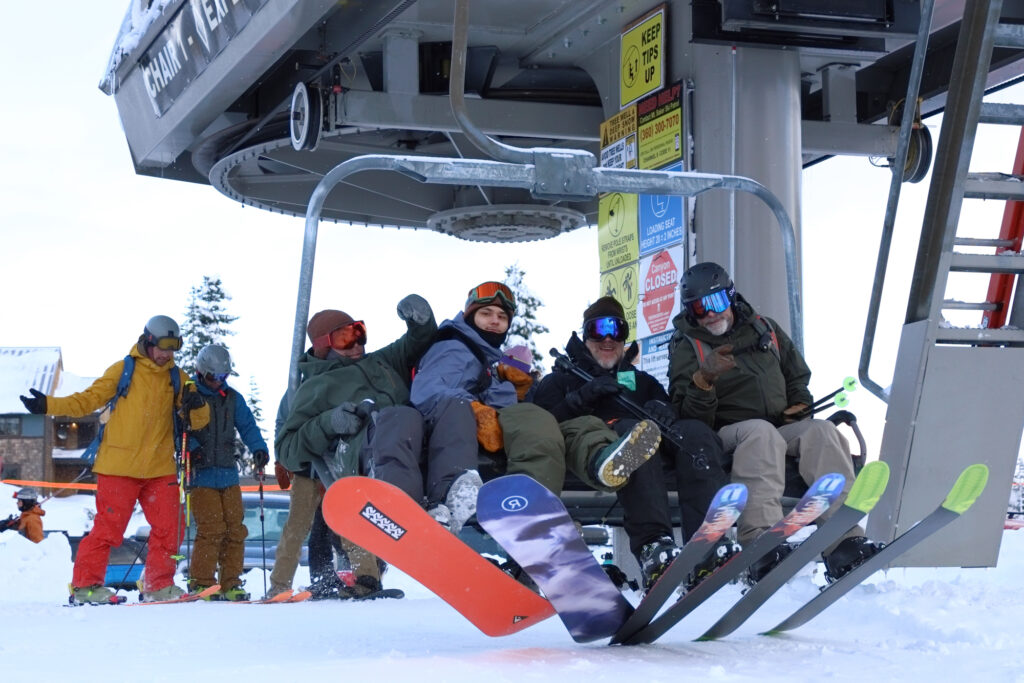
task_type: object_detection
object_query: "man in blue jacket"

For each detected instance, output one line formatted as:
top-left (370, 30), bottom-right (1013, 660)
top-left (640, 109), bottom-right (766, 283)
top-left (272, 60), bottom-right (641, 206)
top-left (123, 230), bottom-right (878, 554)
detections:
top-left (185, 344), bottom-right (268, 601)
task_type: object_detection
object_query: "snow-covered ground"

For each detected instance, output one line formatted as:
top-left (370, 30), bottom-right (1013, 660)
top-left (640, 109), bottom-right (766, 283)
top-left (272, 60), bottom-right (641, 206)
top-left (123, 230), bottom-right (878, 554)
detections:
top-left (2, 482), bottom-right (1020, 682)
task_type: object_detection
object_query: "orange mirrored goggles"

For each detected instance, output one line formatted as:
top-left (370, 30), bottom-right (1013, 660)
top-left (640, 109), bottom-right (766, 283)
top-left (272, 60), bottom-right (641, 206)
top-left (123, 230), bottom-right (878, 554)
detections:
top-left (313, 320), bottom-right (367, 351)
top-left (466, 281), bottom-right (516, 313)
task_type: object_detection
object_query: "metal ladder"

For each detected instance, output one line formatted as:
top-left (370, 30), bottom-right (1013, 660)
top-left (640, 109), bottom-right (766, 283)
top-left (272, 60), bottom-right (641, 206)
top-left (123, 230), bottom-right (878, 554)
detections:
top-left (909, 6), bottom-right (1024, 346)
top-left (865, 0), bottom-right (1024, 568)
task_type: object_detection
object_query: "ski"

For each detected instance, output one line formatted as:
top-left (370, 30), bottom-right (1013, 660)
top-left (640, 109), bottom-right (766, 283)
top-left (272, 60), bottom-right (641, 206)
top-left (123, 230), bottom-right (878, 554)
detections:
top-left (610, 482), bottom-right (748, 644)
top-left (477, 474), bottom-right (634, 643)
top-left (698, 461), bottom-right (890, 640)
top-left (127, 584), bottom-right (221, 606)
top-left (763, 463), bottom-right (989, 635)
top-left (221, 589), bottom-right (294, 604)
top-left (287, 590), bottom-right (312, 603)
top-left (626, 472), bottom-right (847, 644)
top-left (321, 476), bottom-right (554, 637)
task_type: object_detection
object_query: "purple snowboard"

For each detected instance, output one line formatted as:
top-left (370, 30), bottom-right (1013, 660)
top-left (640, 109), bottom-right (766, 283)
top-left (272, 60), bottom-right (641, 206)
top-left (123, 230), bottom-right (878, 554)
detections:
top-left (477, 474), bottom-right (633, 642)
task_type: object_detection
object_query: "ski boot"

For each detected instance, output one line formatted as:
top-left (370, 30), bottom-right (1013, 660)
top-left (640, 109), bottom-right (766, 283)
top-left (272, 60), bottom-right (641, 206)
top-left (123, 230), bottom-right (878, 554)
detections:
top-left (591, 420), bottom-right (662, 488)
top-left (685, 538), bottom-right (742, 592)
top-left (823, 536), bottom-right (883, 583)
top-left (746, 543), bottom-right (795, 585)
top-left (639, 535), bottom-right (681, 592)
top-left (219, 586), bottom-right (250, 602)
top-left (69, 584), bottom-right (123, 605)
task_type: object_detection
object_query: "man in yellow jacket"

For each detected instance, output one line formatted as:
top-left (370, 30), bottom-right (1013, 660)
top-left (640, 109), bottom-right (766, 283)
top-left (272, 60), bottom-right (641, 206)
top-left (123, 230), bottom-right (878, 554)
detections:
top-left (20, 315), bottom-right (209, 604)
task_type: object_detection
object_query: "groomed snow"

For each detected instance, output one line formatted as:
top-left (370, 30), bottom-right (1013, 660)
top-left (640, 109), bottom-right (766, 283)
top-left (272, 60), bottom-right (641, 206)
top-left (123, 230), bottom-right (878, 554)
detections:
top-left (2, 482), bottom-right (1019, 682)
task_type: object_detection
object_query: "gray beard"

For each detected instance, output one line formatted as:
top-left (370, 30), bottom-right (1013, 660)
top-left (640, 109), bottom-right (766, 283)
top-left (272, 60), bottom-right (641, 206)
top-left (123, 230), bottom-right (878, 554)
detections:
top-left (705, 319), bottom-right (730, 336)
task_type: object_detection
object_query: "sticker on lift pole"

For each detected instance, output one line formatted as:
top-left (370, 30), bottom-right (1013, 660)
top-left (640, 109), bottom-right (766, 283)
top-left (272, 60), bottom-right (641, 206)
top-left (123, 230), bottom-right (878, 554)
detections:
top-left (600, 105), bottom-right (638, 169)
top-left (599, 264), bottom-right (640, 344)
top-left (598, 192), bottom-right (639, 272)
top-left (620, 5), bottom-right (666, 109)
top-left (638, 246), bottom-right (683, 338)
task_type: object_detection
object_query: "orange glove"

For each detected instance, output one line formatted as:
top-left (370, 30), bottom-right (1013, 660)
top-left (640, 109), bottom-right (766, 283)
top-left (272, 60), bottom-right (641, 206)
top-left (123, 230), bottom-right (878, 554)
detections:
top-left (497, 364), bottom-right (533, 401)
top-left (274, 462), bottom-right (293, 490)
top-left (470, 401), bottom-right (504, 453)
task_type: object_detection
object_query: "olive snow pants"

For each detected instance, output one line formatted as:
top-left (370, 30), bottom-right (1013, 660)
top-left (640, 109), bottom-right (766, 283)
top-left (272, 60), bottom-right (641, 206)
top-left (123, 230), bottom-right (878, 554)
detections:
top-left (721, 418), bottom-right (860, 548)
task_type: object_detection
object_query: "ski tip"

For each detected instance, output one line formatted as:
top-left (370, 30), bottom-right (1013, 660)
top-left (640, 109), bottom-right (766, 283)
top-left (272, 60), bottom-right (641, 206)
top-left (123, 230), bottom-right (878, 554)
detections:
top-left (844, 461), bottom-right (890, 513)
top-left (942, 464), bottom-right (989, 514)
top-left (711, 482), bottom-right (747, 509)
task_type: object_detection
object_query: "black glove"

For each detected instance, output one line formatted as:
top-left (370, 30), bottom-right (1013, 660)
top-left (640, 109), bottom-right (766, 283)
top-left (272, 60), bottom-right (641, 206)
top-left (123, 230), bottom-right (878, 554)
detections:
top-left (252, 450), bottom-right (270, 470)
top-left (396, 294), bottom-right (432, 325)
top-left (330, 402), bottom-right (366, 436)
top-left (644, 399), bottom-right (678, 427)
top-left (565, 374), bottom-right (621, 414)
top-left (0, 515), bottom-right (18, 532)
top-left (182, 388), bottom-right (206, 410)
top-left (19, 388), bottom-right (46, 415)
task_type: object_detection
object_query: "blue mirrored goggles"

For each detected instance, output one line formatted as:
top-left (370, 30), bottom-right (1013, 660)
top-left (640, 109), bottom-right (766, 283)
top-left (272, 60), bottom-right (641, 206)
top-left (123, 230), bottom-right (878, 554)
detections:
top-left (583, 316), bottom-right (629, 342)
top-left (204, 372), bottom-right (229, 383)
top-left (685, 289), bottom-right (732, 318)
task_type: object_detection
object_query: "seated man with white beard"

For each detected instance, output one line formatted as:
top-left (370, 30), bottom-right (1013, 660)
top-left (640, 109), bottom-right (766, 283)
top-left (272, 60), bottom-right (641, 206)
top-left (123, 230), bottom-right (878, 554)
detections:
top-left (534, 296), bottom-right (730, 592)
top-left (666, 262), bottom-right (879, 584)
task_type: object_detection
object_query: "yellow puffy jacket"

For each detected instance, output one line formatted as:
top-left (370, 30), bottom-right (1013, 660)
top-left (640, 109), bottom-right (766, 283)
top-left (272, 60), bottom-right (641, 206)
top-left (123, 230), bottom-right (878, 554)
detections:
top-left (47, 344), bottom-right (209, 479)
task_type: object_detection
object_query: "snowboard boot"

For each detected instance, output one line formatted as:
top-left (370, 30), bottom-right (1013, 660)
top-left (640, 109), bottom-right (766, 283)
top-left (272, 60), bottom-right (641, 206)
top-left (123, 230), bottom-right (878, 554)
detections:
top-left (445, 470), bottom-right (483, 536)
top-left (309, 575), bottom-right (349, 601)
top-left (590, 420), bottom-right (662, 488)
top-left (746, 543), bottom-right (795, 585)
top-left (141, 583), bottom-right (186, 602)
top-left (685, 538), bottom-right (742, 592)
top-left (823, 536), bottom-right (883, 583)
top-left (349, 574), bottom-right (383, 598)
top-left (70, 584), bottom-right (117, 604)
top-left (427, 503), bottom-right (453, 532)
top-left (638, 535), bottom-right (681, 592)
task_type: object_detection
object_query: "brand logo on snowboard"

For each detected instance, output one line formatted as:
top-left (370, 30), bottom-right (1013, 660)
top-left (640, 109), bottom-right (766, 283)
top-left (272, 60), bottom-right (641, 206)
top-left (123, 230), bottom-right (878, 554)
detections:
top-left (360, 503), bottom-right (406, 540)
top-left (500, 495), bottom-right (529, 513)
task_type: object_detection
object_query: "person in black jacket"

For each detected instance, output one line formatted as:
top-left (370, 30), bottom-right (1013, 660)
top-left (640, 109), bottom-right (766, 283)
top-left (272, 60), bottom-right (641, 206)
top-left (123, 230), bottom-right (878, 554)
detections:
top-left (533, 296), bottom-right (731, 590)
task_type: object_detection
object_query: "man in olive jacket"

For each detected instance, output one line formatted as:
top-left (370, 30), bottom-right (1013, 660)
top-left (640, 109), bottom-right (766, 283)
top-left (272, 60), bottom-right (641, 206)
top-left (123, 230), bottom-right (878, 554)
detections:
top-left (667, 263), bottom-right (877, 583)
top-left (270, 294), bottom-right (436, 597)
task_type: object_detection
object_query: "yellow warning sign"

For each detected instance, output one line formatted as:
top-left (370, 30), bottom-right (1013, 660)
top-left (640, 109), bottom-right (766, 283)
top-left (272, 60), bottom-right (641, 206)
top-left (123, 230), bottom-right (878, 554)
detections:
top-left (620, 6), bottom-right (666, 109)
top-left (598, 192), bottom-right (639, 272)
top-left (600, 105), bottom-right (637, 169)
top-left (599, 264), bottom-right (640, 344)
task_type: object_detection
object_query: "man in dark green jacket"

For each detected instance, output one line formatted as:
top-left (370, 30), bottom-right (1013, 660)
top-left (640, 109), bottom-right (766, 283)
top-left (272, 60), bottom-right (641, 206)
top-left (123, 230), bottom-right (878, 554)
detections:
top-left (270, 294), bottom-right (436, 597)
top-left (667, 262), bottom-right (878, 584)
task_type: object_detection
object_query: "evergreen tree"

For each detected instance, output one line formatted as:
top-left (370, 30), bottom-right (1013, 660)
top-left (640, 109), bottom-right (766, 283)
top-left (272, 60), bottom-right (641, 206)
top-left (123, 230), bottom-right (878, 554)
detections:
top-left (179, 276), bottom-right (238, 373)
top-left (236, 375), bottom-right (268, 477)
top-left (504, 263), bottom-right (550, 372)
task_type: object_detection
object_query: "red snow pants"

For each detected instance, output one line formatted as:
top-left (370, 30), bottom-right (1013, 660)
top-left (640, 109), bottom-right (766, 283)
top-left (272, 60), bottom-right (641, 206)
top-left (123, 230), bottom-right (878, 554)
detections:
top-left (72, 474), bottom-right (181, 592)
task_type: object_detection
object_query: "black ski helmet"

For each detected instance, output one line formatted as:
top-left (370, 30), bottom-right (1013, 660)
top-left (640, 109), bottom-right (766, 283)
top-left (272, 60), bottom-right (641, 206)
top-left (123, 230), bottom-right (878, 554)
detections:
top-left (680, 262), bottom-right (735, 304)
top-left (195, 344), bottom-right (232, 376)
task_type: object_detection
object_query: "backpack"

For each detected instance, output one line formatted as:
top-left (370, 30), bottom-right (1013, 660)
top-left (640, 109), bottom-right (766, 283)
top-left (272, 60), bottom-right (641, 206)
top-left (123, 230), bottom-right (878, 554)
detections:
top-left (81, 356), bottom-right (182, 465)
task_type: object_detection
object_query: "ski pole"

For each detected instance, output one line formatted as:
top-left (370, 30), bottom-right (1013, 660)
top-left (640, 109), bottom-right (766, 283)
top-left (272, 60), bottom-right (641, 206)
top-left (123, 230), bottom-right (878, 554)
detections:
top-left (258, 467), bottom-right (267, 597)
top-left (549, 348), bottom-right (701, 466)
top-left (114, 535), bottom-right (149, 600)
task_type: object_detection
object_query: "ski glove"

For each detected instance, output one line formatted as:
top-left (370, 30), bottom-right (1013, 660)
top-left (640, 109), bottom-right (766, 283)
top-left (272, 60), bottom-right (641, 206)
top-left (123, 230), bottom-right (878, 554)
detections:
top-left (497, 363), bottom-right (533, 401)
top-left (252, 450), bottom-right (270, 470)
top-left (330, 402), bottom-right (366, 436)
top-left (565, 374), bottom-right (621, 415)
top-left (643, 399), bottom-right (678, 427)
top-left (19, 388), bottom-right (46, 415)
top-left (695, 344), bottom-right (736, 387)
top-left (0, 515), bottom-right (18, 532)
top-left (470, 401), bottom-right (504, 453)
top-left (274, 462), bottom-right (292, 490)
top-left (396, 294), bottom-right (433, 325)
top-left (181, 388), bottom-right (206, 410)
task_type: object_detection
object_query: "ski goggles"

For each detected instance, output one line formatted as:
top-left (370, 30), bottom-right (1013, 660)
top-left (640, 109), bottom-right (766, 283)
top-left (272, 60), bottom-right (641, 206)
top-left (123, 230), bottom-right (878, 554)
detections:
top-left (684, 289), bottom-right (732, 318)
top-left (583, 316), bottom-right (629, 342)
top-left (466, 281), bottom-right (516, 314)
top-left (313, 320), bottom-right (367, 351)
top-left (204, 372), bottom-right (230, 383)
top-left (153, 336), bottom-right (183, 351)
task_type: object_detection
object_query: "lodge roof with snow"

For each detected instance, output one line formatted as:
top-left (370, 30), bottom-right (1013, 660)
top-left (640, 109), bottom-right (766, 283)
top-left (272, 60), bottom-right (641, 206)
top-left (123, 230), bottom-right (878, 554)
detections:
top-left (0, 348), bottom-right (96, 415)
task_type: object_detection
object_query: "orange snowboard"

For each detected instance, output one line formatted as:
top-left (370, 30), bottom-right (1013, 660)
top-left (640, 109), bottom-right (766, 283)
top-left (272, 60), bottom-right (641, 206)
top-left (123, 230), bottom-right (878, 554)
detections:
top-left (322, 476), bottom-right (554, 636)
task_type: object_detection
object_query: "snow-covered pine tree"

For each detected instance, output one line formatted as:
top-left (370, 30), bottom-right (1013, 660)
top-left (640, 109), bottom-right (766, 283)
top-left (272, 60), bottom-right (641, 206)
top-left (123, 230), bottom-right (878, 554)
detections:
top-left (236, 375), bottom-right (268, 476)
top-left (504, 263), bottom-right (550, 373)
top-left (179, 276), bottom-right (239, 372)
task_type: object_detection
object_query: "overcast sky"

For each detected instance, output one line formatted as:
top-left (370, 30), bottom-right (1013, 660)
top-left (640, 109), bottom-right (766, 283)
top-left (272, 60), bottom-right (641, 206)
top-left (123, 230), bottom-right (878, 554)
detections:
top-left (2, 2), bottom-right (1020, 457)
